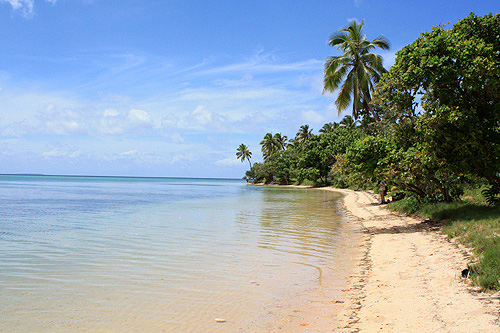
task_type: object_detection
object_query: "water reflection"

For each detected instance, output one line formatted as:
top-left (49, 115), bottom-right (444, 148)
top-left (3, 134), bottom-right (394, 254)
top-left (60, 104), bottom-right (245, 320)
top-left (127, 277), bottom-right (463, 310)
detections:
top-left (257, 188), bottom-right (342, 260)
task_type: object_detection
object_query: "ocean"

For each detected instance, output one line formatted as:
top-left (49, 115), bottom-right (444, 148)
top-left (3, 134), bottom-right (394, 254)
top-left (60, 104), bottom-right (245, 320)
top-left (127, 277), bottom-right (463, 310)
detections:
top-left (0, 175), bottom-right (348, 331)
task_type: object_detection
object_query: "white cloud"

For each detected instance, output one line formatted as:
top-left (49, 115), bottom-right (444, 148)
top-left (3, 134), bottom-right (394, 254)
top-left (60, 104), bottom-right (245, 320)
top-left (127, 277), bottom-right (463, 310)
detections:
top-left (127, 109), bottom-right (153, 128)
top-left (0, 0), bottom-right (56, 19)
top-left (216, 157), bottom-right (241, 166)
top-left (99, 109), bottom-right (125, 135)
top-left (199, 58), bottom-right (321, 76)
top-left (170, 153), bottom-right (194, 164)
top-left (161, 113), bottom-right (179, 129)
top-left (40, 109), bottom-right (88, 135)
top-left (103, 108), bottom-right (119, 117)
top-left (42, 147), bottom-right (80, 158)
top-left (119, 150), bottom-right (138, 157)
top-left (302, 109), bottom-right (325, 124)
top-left (186, 105), bottom-right (227, 132)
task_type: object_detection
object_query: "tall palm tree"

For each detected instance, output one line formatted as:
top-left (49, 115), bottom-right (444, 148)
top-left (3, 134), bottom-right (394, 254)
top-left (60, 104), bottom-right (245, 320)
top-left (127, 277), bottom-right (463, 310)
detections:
top-left (236, 143), bottom-right (252, 169)
top-left (260, 133), bottom-right (279, 162)
top-left (323, 20), bottom-right (389, 121)
top-left (295, 124), bottom-right (313, 148)
top-left (273, 133), bottom-right (288, 151)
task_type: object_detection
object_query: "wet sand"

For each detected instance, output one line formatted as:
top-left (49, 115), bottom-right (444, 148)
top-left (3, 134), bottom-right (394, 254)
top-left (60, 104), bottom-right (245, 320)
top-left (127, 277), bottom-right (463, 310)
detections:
top-left (271, 187), bottom-right (500, 331)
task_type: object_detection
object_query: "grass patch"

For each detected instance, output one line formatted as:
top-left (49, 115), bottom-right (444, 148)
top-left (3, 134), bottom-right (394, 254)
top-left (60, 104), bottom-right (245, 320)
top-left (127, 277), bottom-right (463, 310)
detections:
top-left (388, 188), bottom-right (500, 292)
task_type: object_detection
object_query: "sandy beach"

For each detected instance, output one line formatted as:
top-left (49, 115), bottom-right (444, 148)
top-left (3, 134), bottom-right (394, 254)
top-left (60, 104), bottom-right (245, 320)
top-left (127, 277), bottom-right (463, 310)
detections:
top-left (275, 187), bottom-right (500, 332)
top-left (331, 188), bottom-right (500, 332)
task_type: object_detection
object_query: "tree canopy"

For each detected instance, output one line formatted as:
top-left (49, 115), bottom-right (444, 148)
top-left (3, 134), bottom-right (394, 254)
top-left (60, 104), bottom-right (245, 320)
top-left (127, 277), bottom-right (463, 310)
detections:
top-left (323, 20), bottom-right (390, 121)
top-left (239, 13), bottom-right (500, 205)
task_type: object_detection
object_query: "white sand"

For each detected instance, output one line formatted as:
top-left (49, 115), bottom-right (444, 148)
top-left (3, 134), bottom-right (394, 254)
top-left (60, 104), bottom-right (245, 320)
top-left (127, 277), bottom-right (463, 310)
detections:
top-left (329, 188), bottom-right (500, 332)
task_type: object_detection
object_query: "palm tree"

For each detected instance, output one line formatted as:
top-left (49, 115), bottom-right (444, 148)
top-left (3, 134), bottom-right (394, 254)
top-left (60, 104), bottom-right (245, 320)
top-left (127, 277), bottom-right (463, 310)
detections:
top-left (323, 20), bottom-right (389, 121)
top-left (339, 115), bottom-right (356, 128)
top-left (295, 124), bottom-right (313, 148)
top-left (273, 133), bottom-right (288, 151)
top-left (260, 133), bottom-right (279, 162)
top-left (236, 144), bottom-right (252, 169)
top-left (319, 122), bottom-right (339, 134)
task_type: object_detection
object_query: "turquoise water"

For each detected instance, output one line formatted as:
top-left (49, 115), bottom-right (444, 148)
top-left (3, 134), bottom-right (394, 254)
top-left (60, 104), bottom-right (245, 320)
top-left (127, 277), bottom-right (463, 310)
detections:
top-left (0, 175), bottom-right (347, 331)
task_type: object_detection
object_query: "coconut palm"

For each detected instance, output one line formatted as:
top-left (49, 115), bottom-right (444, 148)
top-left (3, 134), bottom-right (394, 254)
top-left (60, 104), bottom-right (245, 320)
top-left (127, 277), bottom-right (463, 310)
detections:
top-left (260, 133), bottom-right (279, 162)
top-left (236, 143), bottom-right (252, 169)
top-left (273, 133), bottom-right (288, 151)
top-left (339, 115), bottom-right (356, 128)
top-left (323, 20), bottom-right (389, 121)
top-left (295, 124), bottom-right (313, 148)
top-left (319, 122), bottom-right (339, 134)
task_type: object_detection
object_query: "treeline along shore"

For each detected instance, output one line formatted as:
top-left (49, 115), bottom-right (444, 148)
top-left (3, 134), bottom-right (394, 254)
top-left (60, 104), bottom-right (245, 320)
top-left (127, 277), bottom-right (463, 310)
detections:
top-left (237, 12), bottom-right (500, 296)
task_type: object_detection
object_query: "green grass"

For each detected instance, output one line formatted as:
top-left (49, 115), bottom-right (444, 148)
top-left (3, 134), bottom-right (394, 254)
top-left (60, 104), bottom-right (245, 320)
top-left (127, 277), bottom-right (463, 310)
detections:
top-left (388, 188), bottom-right (500, 291)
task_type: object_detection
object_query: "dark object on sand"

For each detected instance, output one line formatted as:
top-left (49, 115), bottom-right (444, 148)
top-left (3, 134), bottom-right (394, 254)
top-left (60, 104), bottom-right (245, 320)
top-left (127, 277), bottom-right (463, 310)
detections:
top-left (461, 268), bottom-right (470, 278)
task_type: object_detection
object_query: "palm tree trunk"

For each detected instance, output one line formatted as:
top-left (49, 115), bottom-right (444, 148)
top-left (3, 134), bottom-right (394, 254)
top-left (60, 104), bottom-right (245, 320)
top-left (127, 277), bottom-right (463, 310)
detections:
top-left (362, 90), bottom-right (380, 122)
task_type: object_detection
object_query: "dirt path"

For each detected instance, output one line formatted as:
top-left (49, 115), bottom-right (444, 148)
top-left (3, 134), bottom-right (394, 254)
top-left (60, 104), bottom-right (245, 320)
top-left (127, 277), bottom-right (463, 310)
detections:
top-left (329, 188), bottom-right (500, 332)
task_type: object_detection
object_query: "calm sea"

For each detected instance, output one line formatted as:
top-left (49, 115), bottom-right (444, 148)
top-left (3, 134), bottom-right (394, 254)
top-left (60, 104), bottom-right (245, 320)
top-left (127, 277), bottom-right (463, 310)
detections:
top-left (0, 175), bottom-right (348, 331)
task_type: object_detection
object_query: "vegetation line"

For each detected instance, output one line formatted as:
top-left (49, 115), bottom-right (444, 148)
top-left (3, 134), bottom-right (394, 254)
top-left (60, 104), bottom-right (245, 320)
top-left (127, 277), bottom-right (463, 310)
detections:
top-left (236, 13), bottom-right (500, 291)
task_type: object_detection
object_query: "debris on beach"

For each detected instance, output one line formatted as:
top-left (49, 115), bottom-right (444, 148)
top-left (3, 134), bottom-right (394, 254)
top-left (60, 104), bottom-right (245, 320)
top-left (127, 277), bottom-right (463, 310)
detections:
top-left (215, 318), bottom-right (226, 323)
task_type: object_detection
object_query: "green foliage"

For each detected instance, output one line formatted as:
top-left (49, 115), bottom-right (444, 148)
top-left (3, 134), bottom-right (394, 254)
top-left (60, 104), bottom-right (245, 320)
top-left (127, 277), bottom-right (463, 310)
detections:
top-left (374, 13), bottom-right (500, 200)
top-left (267, 149), bottom-right (298, 185)
top-left (474, 246), bottom-right (500, 291)
top-left (236, 143), bottom-right (252, 171)
top-left (297, 127), bottom-right (365, 185)
top-left (482, 186), bottom-right (500, 206)
top-left (323, 19), bottom-right (389, 121)
top-left (240, 12), bottom-right (500, 291)
top-left (245, 162), bottom-right (273, 184)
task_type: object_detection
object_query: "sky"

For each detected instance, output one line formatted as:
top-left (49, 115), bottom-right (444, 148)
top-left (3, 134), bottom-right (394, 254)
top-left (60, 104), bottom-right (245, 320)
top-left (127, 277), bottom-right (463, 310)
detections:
top-left (0, 1), bottom-right (498, 178)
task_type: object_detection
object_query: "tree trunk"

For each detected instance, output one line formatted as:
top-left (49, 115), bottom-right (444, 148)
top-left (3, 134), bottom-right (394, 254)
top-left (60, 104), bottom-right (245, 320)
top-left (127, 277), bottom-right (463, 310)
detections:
top-left (364, 94), bottom-right (380, 122)
top-left (399, 182), bottom-right (427, 198)
top-left (431, 177), bottom-right (452, 203)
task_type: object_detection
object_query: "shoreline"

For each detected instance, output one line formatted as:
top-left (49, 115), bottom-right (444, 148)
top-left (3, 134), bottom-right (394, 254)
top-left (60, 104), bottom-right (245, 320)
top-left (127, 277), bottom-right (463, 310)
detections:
top-left (258, 184), bottom-right (500, 331)
top-left (326, 187), bottom-right (500, 331)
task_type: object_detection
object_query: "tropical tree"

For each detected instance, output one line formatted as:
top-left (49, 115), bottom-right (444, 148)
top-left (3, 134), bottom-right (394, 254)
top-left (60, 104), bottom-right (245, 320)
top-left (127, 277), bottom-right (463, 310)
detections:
top-left (260, 133), bottom-right (278, 162)
top-left (319, 122), bottom-right (339, 134)
top-left (295, 125), bottom-right (313, 148)
top-left (273, 133), bottom-right (288, 151)
top-left (236, 143), bottom-right (252, 169)
top-left (374, 12), bottom-right (500, 203)
top-left (339, 115), bottom-right (356, 128)
top-left (323, 20), bottom-right (389, 121)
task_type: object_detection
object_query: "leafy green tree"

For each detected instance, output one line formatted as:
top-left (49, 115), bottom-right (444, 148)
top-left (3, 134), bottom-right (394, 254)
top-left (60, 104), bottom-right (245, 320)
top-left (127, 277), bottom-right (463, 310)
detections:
top-left (298, 127), bottom-right (365, 185)
top-left (246, 162), bottom-right (273, 183)
top-left (236, 144), bottom-right (252, 169)
top-left (323, 20), bottom-right (389, 121)
top-left (374, 12), bottom-right (500, 202)
top-left (267, 149), bottom-right (298, 185)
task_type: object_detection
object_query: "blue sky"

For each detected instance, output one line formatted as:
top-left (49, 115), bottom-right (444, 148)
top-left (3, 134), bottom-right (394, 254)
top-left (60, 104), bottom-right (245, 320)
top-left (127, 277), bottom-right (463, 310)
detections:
top-left (0, 0), bottom-right (497, 178)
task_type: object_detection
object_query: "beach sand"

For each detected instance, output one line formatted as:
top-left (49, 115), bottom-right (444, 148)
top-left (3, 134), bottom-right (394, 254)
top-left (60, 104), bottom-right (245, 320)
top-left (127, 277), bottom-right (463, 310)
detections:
top-left (274, 187), bottom-right (500, 332)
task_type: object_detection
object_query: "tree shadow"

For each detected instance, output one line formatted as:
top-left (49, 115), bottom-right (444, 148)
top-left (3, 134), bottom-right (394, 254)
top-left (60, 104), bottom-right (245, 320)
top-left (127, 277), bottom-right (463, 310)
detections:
top-left (364, 218), bottom-right (446, 235)
top-left (429, 204), bottom-right (500, 222)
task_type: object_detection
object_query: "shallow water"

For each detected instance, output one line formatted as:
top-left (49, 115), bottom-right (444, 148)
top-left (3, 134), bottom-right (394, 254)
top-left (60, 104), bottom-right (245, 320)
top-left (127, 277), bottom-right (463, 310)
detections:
top-left (0, 175), bottom-right (346, 331)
